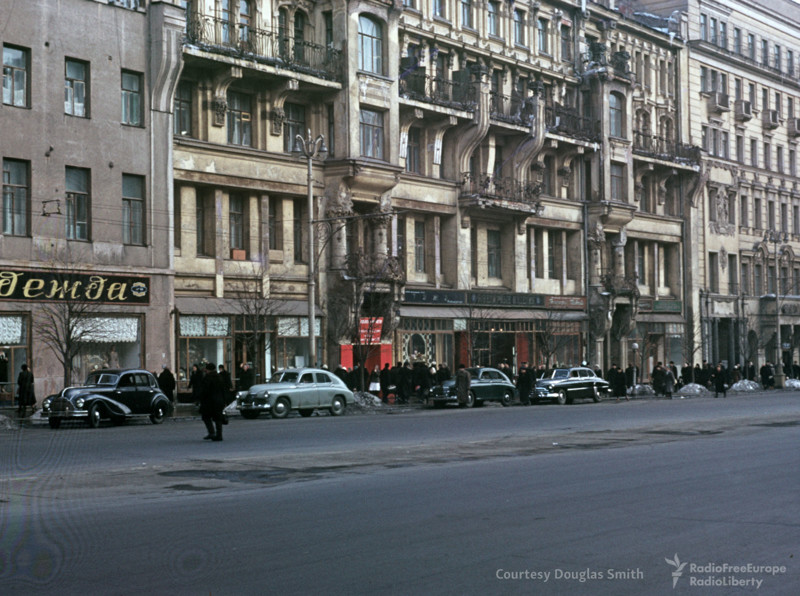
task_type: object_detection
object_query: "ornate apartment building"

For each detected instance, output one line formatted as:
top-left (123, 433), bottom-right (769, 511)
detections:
top-left (639, 0), bottom-right (800, 383)
top-left (22, 0), bottom-right (800, 398)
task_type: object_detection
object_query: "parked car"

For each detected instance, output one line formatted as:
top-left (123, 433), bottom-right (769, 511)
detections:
top-left (236, 367), bottom-right (354, 419)
top-left (533, 367), bottom-right (609, 404)
top-left (430, 367), bottom-right (516, 408)
top-left (42, 369), bottom-right (173, 429)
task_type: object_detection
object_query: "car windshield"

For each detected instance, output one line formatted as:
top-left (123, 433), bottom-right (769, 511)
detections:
top-left (270, 371), bottom-right (299, 383)
top-left (85, 372), bottom-right (119, 386)
top-left (542, 369), bottom-right (569, 379)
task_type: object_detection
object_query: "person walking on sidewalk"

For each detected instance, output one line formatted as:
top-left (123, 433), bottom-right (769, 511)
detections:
top-left (711, 363), bottom-right (729, 398)
top-left (17, 363), bottom-right (35, 417)
top-left (455, 364), bottom-right (471, 407)
top-left (199, 362), bottom-right (226, 441)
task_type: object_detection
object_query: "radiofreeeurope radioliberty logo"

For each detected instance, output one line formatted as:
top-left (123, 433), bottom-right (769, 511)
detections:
top-left (664, 553), bottom-right (787, 589)
top-left (665, 554), bottom-right (687, 588)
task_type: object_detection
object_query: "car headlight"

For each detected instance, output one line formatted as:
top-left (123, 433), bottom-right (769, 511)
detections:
top-left (75, 398), bottom-right (85, 409)
top-left (42, 398), bottom-right (52, 412)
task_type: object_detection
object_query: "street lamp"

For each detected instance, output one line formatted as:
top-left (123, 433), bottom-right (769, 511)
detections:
top-left (764, 230), bottom-right (788, 388)
top-left (294, 129), bottom-right (326, 367)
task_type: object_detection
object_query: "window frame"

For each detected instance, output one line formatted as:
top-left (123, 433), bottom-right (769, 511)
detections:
top-left (65, 58), bottom-right (88, 118)
top-left (486, 229), bottom-right (502, 279)
top-left (359, 108), bottom-right (385, 160)
top-left (174, 81), bottom-right (193, 136)
top-left (2, 158), bottom-right (29, 237)
top-left (65, 166), bottom-right (91, 241)
top-left (121, 70), bottom-right (143, 126)
top-left (3, 44), bottom-right (30, 108)
top-left (226, 90), bottom-right (252, 146)
top-left (122, 173), bottom-right (145, 246)
top-left (283, 102), bottom-right (306, 152)
top-left (229, 193), bottom-right (245, 252)
top-left (358, 15), bottom-right (384, 75)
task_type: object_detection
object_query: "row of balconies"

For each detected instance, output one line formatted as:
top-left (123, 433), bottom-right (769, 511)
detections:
top-left (707, 93), bottom-right (800, 134)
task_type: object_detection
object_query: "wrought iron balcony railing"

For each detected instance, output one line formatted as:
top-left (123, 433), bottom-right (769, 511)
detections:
top-left (544, 105), bottom-right (598, 140)
top-left (632, 131), bottom-right (701, 164)
top-left (461, 172), bottom-right (542, 205)
top-left (185, 15), bottom-right (342, 82)
top-left (489, 92), bottom-right (535, 125)
top-left (601, 273), bottom-right (640, 297)
top-left (399, 73), bottom-right (476, 110)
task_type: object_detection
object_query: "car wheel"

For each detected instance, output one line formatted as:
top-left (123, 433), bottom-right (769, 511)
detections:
top-left (87, 403), bottom-right (102, 428)
top-left (466, 391), bottom-right (476, 408)
top-left (150, 403), bottom-right (166, 424)
top-left (48, 417), bottom-right (61, 429)
top-left (556, 390), bottom-right (567, 405)
top-left (330, 396), bottom-right (346, 416)
top-left (593, 387), bottom-right (603, 403)
top-left (272, 397), bottom-right (290, 419)
top-left (500, 391), bottom-right (512, 407)
top-left (240, 410), bottom-right (260, 419)
top-left (299, 409), bottom-right (314, 417)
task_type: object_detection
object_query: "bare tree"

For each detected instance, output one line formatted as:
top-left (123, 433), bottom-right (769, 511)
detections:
top-left (226, 258), bottom-right (285, 375)
top-left (536, 310), bottom-right (578, 368)
top-left (33, 248), bottom-right (113, 387)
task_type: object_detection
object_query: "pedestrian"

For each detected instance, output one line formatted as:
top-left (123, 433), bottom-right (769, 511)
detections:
top-left (158, 365), bottom-right (176, 402)
top-left (237, 362), bottom-right (255, 392)
top-left (199, 362), bottom-right (225, 441)
top-left (517, 362), bottom-right (532, 405)
top-left (455, 363), bottom-right (471, 407)
top-left (368, 365), bottom-right (381, 397)
top-left (187, 364), bottom-right (204, 404)
top-left (664, 365), bottom-right (676, 398)
top-left (17, 363), bottom-right (35, 417)
top-left (712, 363), bottom-right (729, 398)
top-left (380, 363), bottom-right (392, 403)
top-left (398, 361), bottom-right (413, 404)
top-left (218, 364), bottom-right (233, 402)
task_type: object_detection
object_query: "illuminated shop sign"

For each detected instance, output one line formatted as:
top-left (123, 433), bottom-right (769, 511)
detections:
top-left (0, 270), bottom-right (150, 304)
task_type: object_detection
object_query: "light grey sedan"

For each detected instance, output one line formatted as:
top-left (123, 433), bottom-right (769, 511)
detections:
top-left (236, 368), bottom-right (354, 419)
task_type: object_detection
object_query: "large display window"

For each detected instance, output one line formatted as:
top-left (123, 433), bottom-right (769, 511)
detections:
top-left (177, 315), bottom-right (232, 390)
top-left (72, 316), bottom-right (142, 383)
top-left (0, 314), bottom-right (29, 404)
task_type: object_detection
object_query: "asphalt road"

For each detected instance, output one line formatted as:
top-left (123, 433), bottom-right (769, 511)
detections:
top-left (1, 392), bottom-right (799, 594)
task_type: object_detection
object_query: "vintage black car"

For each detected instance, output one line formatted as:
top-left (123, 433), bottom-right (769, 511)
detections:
top-left (533, 367), bottom-right (609, 405)
top-left (430, 367), bottom-right (516, 408)
top-left (42, 369), bottom-right (173, 429)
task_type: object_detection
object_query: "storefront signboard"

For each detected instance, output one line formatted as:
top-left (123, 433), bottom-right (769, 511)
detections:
top-left (0, 269), bottom-right (150, 304)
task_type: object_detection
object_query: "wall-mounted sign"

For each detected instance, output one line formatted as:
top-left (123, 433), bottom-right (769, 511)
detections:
top-left (359, 317), bottom-right (383, 344)
top-left (0, 269), bottom-right (150, 304)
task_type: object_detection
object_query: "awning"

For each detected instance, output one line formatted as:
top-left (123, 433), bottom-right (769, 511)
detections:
top-left (174, 296), bottom-right (315, 316)
top-left (398, 305), bottom-right (586, 321)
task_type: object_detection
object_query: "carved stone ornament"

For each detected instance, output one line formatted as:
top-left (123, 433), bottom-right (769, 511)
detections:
top-left (720, 246), bottom-right (728, 270)
top-left (212, 97), bottom-right (227, 127)
top-left (587, 221), bottom-right (606, 248)
top-left (271, 108), bottom-right (285, 136)
top-left (709, 187), bottom-right (735, 236)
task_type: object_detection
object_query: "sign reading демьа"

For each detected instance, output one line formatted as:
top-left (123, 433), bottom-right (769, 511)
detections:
top-left (0, 269), bottom-right (150, 304)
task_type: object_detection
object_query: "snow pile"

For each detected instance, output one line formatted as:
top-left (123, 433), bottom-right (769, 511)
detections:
top-left (783, 378), bottom-right (800, 390)
top-left (0, 415), bottom-right (18, 430)
top-left (676, 383), bottom-right (710, 397)
top-left (730, 380), bottom-right (761, 392)
top-left (349, 391), bottom-right (385, 413)
top-left (630, 384), bottom-right (655, 396)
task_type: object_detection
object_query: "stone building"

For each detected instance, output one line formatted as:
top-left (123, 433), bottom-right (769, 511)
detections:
top-left (638, 0), bottom-right (800, 384)
top-left (0, 0), bottom-right (181, 402)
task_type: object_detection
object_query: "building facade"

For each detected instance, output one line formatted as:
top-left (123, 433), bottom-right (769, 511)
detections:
top-left (0, 0), bottom-right (181, 401)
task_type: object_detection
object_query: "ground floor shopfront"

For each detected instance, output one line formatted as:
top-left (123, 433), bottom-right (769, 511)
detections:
top-left (0, 268), bottom-right (172, 405)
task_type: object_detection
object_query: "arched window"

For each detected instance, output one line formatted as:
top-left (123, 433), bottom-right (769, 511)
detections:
top-left (609, 92), bottom-right (624, 137)
top-left (359, 15), bottom-right (383, 74)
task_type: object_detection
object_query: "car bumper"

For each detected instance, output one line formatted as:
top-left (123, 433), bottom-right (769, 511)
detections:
top-left (534, 389), bottom-right (559, 400)
top-left (47, 408), bottom-right (89, 419)
top-left (237, 402), bottom-right (271, 412)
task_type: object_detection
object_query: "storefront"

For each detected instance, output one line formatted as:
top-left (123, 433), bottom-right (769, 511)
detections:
top-left (0, 313), bottom-right (29, 404)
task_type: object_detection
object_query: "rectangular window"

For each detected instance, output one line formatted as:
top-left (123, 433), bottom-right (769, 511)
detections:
top-left (406, 126), bottom-right (421, 174)
top-left (610, 163), bottom-right (625, 201)
top-left (749, 82), bottom-right (756, 107)
top-left (229, 194), bottom-right (244, 251)
top-left (768, 200), bottom-right (776, 229)
top-left (488, 1), bottom-right (499, 37)
top-left (728, 254), bottom-right (738, 294)
top-left (414, 220), bottom-right (425, 273)
top-left (740, 195), bottom-right (749, 227)
top-left (733, 28), bottom-right (741, 54)
top-left (65, 167), bottom-right (90, 241)
top-left (196, 194), bottom-right (209, 256)
top-left (514, 10), bottom-right (526, 46)
top-left (699, 14), bottom-right (707, 41)
top-left (788, 97), bottom-right (795, 119)
top-left (537, 19), bottom-right (548, 54)
top-left (122, 174), bottom-right (145, 245)
top-left (3, 45), bottom-right (29, 107)
top-left (775, 92), bottom-right (782, 117)
top-left (761, 39), bottom-right (769, 66)
top-left (326, 104), bottom-right (335, 158)
top-left (741, 262), bottom-right (750, 295)
top-left (174, 82), bottom-right (192, 136)
top-left (65, 58), bottom-right (88, 117)
top-left (433, 0), bottom-right (446, 19)
top-left (121, 70), bottom-right (143, 126)
top-left (747, 34), bottom-right (755, 60)
top-left (778, 146), bottom-right (785, 173)
top-left (794, 205), bottom-right (800, 235)
top-left (487, 229), bottom-right (501, 278)
top-left (268, 199), bottom-right (279, 251)
top-left (283, 102), bottom-right (306, 152)
top-left (561, 26), bottom-right (572, 61)
top-left (750, 139), bottom-right (758, 167)
top-left (791, 149), bottom-right (797, 177)
top-left (754, 197), bottom-right (762, 229)
top-left (736, 135), bottom-right (744, 163)
top-left (2, 158), bottom-right (28, 236)
top-left (754, 263), bottom-right (763, 294)
top-left (227, 91), bottom-right (251, 146)
top-left (460, 0), bottom-right (472, 29)
top-left (775, 45), bottom-right (781, 71)
top-left (719, 22), bottom-right (727, 48)
top-left (764, 142), bottom-right (771, 170)
top-left (781, 203), bottom-right (788, 233)
top-left (708, 252), bottom-right (719, 293)
top-left (709, 18), bottom-right (717, 45)
top-left (360, 109), bottom-right (384, 160)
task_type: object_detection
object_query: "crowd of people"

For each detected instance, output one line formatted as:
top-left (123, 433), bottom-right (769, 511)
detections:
top-left (333, 361), bottom-right (453, 404)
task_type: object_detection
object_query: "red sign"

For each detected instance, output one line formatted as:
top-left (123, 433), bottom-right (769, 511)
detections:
top-left (359, 317), bottom-right (383, 344)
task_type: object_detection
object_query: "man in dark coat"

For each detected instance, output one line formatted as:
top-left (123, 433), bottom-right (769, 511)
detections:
top-left (17, 363), bottom-right (34, 417)
top-left (218, 364), bottom-right (233, 402)
top-left (158, 365), bottom-right (176, 402)
top-left (517, 363), bottom-right (532, 405)
top-left (379, 363), bottom-right (392, 403)
top-left (200, 362), bottom-right (226, 441)
top-left (236, 362), bottom-right (255, 392)
top-left (455, 364), bottom-right (471, 407)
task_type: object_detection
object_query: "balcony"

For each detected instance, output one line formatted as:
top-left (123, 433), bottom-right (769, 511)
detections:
top-left (601, 273), bottom-right (640, 298)
top-left (399, 73), bottom-right (476, 111)
top-left (633, 131), bottom-right (701, 165)
top-left (185, 15), bottom-right (342, 82)
top-left (489, 92), bottom-right (535, 126)
top-left (545, 105), bottom-right (598, 141)
top-left (460, 172), bottom-right (542, 214)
